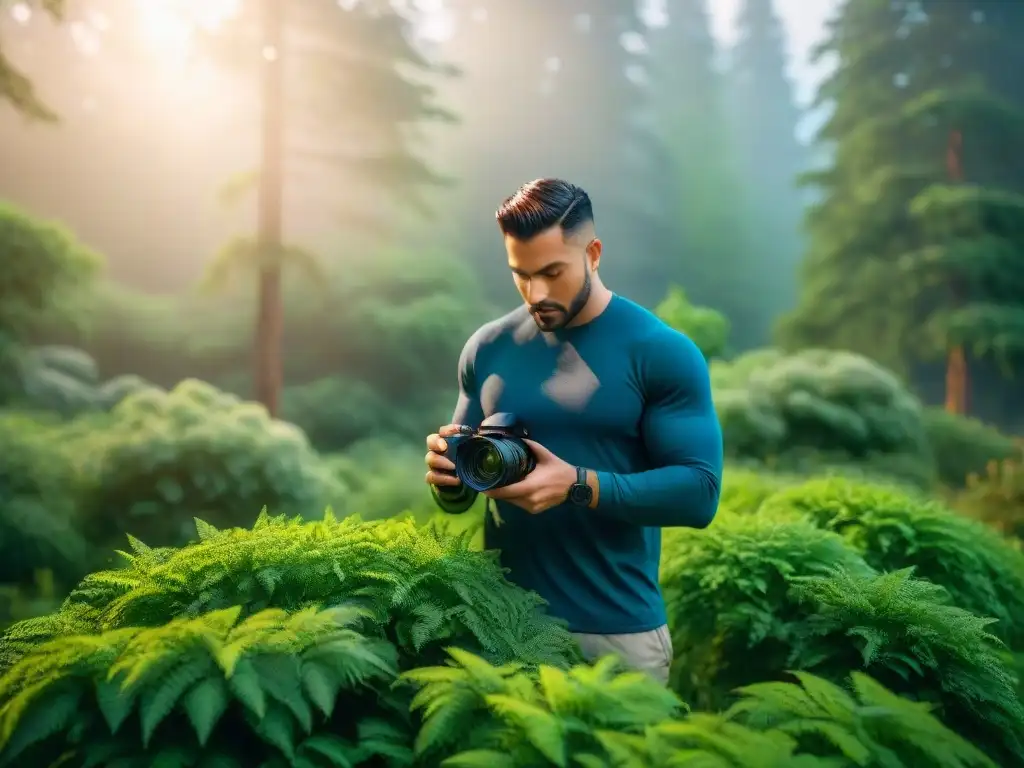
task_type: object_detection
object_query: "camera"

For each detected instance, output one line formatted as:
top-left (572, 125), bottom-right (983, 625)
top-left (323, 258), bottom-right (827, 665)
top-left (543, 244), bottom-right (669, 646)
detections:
top-left (430, 413), bottom-right (536, 514)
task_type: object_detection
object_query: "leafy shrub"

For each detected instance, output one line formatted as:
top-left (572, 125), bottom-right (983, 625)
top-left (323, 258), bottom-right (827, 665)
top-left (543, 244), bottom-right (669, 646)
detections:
top-left (922, 407), bottom-right (1017, 488)
top-left (654, 285), bottom-right (730, 359)
top-left (325, 438), bottom-right (454, 522)
top-left (760, 477), bottom-right (1024, 647)
top-left (712, 348), bottom-right (935, 487)
top-left (718, 466), bottom-right (794, 515)
top-left (722, 671), bottom-right (997, 767)
top-left (0, 203), bottom-right (101, 344)
top-left (281, 379), bottom-right (455, 456)
top-left (403, 651), bottom-right (683, 765)
top-left (404, 651), bottom-right (994, 767)
top-left (68, 379), bottom-right (343, 549)
top-left (0, 605), bottom-right (413, 766)
top-left (10, 345), bottom-right (152, 416)
top-left (661, 515), bottom-right (1024, 762)
top-left (282, 377), bottom-right (406, 452)
top-left (0, 513), bottom-right (579, 674)
top-left (791, 569), bottom-right (1024, 764)
top-left (0, 411), bottom-right (85, 587)
top-left (660, 514), bottom-right (872, 710)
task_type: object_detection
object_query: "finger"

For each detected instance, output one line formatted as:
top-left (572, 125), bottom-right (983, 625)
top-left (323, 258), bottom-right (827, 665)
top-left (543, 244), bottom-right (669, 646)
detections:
top-left (439, 424), bottom-right (470, 438)
top-left (426, 452), bottom-right (456, 471)
top-left (426, 470), bottom-right (461, 487)
top-left (484, 476), bottom-right (533, 500)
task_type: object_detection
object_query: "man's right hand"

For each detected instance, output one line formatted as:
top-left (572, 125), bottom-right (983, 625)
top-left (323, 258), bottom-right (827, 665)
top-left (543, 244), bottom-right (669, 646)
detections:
top-left (425, 424), bottom-right (468, 487)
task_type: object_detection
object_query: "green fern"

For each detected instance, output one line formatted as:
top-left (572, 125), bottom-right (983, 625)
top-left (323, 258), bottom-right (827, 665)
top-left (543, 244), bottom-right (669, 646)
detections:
top-left (0, 513), bottom-right (580, 675)
top-left (0, 604), bottom-right (408, 766)
top-left (661, 512), bottom-right (1024, 764)
top-left (404, 650), bottom-right (989, 767)
top-left (660, 514), bottom-right (873, 710)
top-left (791, 567), bottom-right (1024, 765)
top-left (645, 713), bottom-right (818, 767)
top-left (760, 477), bottom-right (1024, 648)
top-left (402, 649), bottom-right (683, 766)
top-left (727, 670), bottom-right (996, 767)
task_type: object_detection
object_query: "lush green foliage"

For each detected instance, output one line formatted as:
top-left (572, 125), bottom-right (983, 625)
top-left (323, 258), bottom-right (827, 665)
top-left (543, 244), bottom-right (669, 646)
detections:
top-left (0, 516), bottom-right (580, 766)
top-left (711, 348), bottom-right (935, 486)
top-left (0, 411), bottom-right (84, 586)
top-left (661, 511), bottom-right (1024, 763)
top-left (63, 380), bottom-right (342, 550)
top-left (4, 3), bottom-right (1024, 765)
top-left (0, 605), bottom-right (411, 766)
top-left (0, 513), bottom-right (579, 673)
top-left (922, 408), bottom-right (1019, 488)
top-left (654, 286), bottom-right (730, 360)
top-left (0, 508), bottom-right (1014, 767)
top-left (405, 651), bottom-right (995, 767)
top-left (760, 477), bottom-right (1024, 646)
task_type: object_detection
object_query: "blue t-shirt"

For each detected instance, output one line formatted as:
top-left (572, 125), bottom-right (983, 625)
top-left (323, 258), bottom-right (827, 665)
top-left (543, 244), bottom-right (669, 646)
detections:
top-left (451, 294), bottom-right (723, 634)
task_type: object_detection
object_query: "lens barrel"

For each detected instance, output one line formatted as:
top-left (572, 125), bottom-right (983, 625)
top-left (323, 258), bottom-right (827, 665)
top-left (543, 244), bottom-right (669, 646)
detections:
top-left (455, 434), bottom-right (536, 491)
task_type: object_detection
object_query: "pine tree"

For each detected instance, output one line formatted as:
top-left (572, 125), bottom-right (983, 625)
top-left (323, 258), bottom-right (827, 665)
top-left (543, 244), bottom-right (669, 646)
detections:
top-left (437, 0), bottom-right (667, 307)
top-left (646, 0), bottom-right (759, 346)
top-left (778, 0), bottom-right (1024, 420)
top-left (202, 0), bottom-right (456, 414)
top-left (727, 0), bottom-right (806, 334)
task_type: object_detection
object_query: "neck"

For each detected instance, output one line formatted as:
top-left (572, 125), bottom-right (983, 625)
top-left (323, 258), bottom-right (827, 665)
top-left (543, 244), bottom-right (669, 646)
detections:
top-left (565, 282), bottom-right (613, 328)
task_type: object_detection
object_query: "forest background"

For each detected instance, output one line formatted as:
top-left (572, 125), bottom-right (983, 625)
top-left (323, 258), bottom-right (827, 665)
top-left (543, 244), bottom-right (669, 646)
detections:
top-left (1, 0), bottom-right (1024, 622)
top-left (3, 1), bottom-right (1024, 765)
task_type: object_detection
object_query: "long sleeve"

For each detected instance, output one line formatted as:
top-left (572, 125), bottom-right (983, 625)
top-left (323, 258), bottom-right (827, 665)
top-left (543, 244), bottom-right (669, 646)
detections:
top-left (431, 333), bottom-right (485, 514)
top-left (451, 332), bottom-right (485, 428)
top-left (592, 330), bottom-right (723, 528)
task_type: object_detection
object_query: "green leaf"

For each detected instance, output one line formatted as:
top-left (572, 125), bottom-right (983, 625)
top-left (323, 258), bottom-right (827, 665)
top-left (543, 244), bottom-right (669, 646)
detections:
top-left (182, 677), bottom-right (230, 746)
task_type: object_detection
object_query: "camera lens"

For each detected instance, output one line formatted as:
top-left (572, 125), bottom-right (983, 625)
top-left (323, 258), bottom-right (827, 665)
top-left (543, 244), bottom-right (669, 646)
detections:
top-left (456, 435), bottom-right (536, 491)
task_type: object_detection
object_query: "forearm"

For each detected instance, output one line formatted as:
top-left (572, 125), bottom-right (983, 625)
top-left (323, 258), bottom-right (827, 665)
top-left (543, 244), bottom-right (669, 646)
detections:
top-left (589, 466), bottom-right (720, 528)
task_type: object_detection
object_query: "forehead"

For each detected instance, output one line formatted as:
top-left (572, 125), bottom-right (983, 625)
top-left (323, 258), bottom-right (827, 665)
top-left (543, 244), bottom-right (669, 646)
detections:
top-left (505, 228), bottom-right (573, 270)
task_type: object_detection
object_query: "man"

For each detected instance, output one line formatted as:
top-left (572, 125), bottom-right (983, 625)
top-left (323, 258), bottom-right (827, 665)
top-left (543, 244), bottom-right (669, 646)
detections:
top-left (424, 178), bottom-right (723, 684)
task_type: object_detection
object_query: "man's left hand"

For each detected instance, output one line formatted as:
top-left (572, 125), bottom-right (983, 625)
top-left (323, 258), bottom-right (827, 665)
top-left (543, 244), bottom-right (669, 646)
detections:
top-left (483, 440), bottom-right (577, 514)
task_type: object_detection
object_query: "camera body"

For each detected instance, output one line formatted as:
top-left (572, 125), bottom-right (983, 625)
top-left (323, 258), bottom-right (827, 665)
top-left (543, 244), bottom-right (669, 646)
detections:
top-left (431, 413), bottom-right (536, 514)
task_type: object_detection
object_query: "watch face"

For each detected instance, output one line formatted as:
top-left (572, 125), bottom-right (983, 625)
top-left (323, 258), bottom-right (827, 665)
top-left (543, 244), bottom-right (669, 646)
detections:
top-left (569, 485), bottom-right (591, 505)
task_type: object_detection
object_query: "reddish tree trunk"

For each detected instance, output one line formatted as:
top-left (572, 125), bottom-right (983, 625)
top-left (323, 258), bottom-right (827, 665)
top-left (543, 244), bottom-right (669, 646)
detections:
top-left (944, 129), bottom-right (968, 415)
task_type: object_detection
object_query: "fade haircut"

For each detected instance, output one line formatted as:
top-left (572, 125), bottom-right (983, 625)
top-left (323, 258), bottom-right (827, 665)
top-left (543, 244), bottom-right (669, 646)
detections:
top-left (495, 178), bottom-right (594, 241)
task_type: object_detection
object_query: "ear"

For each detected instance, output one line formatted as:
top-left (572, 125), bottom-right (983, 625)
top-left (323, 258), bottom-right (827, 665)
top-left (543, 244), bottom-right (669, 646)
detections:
top-left (587, 237), bottom-right (602, 271)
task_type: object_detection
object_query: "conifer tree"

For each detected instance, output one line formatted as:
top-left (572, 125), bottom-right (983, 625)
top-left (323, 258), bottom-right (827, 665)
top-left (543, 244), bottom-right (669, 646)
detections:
top-left (727, 0), bottom-right (806, 330)
top-left (438, 0), bottom-right (665, 306)
top-left (646, 0), bottom-right (759, 347)
top-left (203, 0), bottom-right (456, 414)
top-left (779, 0), bottom-right (1024, 419)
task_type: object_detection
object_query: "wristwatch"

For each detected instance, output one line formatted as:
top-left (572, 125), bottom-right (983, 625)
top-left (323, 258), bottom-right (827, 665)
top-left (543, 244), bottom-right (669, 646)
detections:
top-left (567, 466), bottom-right (593, 507)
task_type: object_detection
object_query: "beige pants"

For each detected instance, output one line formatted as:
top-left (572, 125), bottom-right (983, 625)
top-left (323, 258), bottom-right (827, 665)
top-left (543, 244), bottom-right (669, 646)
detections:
top-left (571, 624), bottom-right (673, 685)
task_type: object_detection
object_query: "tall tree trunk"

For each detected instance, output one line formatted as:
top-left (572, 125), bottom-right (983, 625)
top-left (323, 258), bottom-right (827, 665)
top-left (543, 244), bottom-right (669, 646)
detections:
top-left (255, 0), bottom-right (284, 417)
top-left (944, 129), bottom-right (968, 415)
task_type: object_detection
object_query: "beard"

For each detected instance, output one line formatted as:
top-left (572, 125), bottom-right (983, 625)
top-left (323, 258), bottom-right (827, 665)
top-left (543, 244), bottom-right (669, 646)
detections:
top-left (530, 267), bottom-right (592, 331)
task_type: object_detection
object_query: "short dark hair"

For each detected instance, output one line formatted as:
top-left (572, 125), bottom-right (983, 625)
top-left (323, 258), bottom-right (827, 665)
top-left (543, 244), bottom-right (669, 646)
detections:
top-left (495, 178), bottom-right (594, 241)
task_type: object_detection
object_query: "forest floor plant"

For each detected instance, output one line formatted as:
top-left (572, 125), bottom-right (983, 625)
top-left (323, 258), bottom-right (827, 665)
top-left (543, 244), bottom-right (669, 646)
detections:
top-left (1, 478), bottom-right (1023, 765)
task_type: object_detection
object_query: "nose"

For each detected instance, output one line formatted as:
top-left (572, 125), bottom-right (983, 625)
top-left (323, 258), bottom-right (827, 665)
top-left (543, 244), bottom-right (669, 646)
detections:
top-left (526, 279), bottom-right (548, 305)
